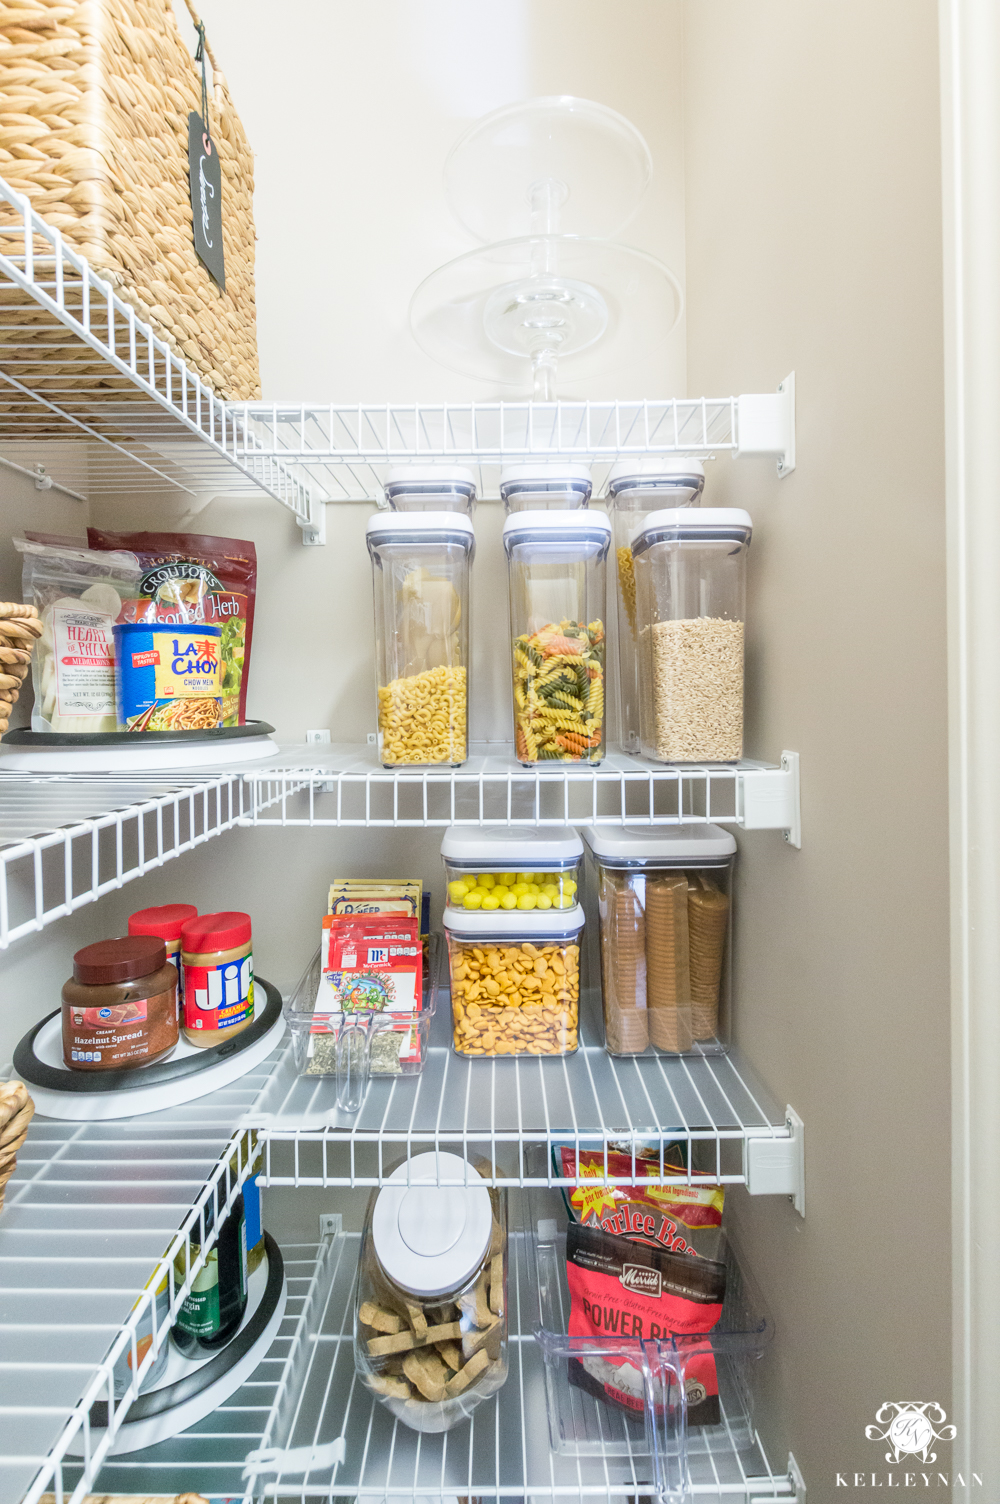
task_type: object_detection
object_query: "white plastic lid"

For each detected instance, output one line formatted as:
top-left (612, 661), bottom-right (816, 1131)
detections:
top-left (583, 823), bottom-right (736, 864)
top-left (372, 1152), bottom-right (493, 1298)
top-left (502, 509), bottom-right (612, 551)
top-left (440, 824), bottom-right (584, 867)
top-left (384, 465), bottom-right (477, 507)
top-left (606, 456), bottom-right (705, 502)
top-left (444, 902), bottom-right (585, 938)
top-left (632, 507), bottom-right (752, 552)
top-left (366, 511), bottom-right (476, 548)
top-left (500, 462), bottom-right (593, 498)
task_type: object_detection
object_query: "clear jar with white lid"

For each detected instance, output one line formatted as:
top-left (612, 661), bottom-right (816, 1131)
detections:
top-left (607, 458), bottom-right (705, 753)
top-left (583, 823), bottom-right (736, 1055)
top-left (503, 510), bottom-right (610, 765)
top-left (632, 508), bottom-right (751, 763)
top-left (441, 824), bottom-right (583, 912)
top-left (500, 461), bottom-right (592, 512)
top-left (366, 513), bottom-right (475, 766)
top-left (355, 1151), bottom-right (508, 1432)
top-left (383, 464), bottom-right (477, 514)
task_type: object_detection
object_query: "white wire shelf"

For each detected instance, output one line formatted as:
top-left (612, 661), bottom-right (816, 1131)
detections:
top-left (0, 177), bottom-right (314, 520)
top-left (233, 380), bottom-right (795, 503)
top-left (84, 1225), bottom-right (800, 1503)
top-left (1, 1057), bottom-right (276, 1504)
top-left (248, 989), bottom-right (792, 1192)
top-left (0, 748), bottom-right (798, 950)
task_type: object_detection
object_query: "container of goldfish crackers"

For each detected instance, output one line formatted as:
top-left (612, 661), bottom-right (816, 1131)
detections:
top-left (444, 905), bottom-right (583, 1058)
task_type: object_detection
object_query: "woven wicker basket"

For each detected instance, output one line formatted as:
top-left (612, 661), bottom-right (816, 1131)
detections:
top-left (0, 599), bottom-right (39, 738)
top-left (0, 1079), bottom-right (34, 1211)
top-left (0, 0), bottom-right (260, 400)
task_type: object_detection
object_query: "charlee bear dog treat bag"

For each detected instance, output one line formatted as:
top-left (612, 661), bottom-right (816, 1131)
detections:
top-left (556, 1146), bottom-right (727, 1427)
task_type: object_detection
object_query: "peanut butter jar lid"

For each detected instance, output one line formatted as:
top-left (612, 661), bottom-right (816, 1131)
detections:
top-left (372, 1152), bottom-right (493, 1297)
top-left (128, 903), bottom-right (198, 941)
top-left (73, 935), bottom-right (167, 985)
top-left (181, 911), bottom-right (252, 953)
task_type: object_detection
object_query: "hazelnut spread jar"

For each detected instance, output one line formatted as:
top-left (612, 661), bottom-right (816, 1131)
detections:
top-left (62, 936), bottom-right (178, 1070)
top-left (180, 911), bottom-right (254, 1048)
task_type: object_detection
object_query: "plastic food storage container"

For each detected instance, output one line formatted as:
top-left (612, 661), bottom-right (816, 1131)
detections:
top-left (284, 935), bottom-right (439, 1093)
top-left (355, 1151), bottom-right (508, 1432)
top-left (583, 825), bottom-right (736, 1055)
top-left (525, 1183), bottom-right (772, 1496)
top-left (632, 509), bottom-right (751, 764)
top-left (383, 464), bottom-right (477, 514)
top-left (503, 510), bottom-right (610, 765)
top-left (445, 905), bottom-right (583, 1056)
top-left (607, 459), bottom-right (705, 754)
top-left (441, 824), bottom-right (582, 913)
top-left (366, 513), bottom-right (475, 767)
top-left (500, 461), bottom-right (592, 512)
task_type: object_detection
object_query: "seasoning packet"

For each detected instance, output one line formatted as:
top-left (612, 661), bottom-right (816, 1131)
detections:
top-left (315, 914), bottom-right (424, 1068)
top-left (86, 530), bottom-right (257, 726)
top-left (14, 537), bottom-right (141, 733)
top-left (328, 880), bottom-right (422, 917)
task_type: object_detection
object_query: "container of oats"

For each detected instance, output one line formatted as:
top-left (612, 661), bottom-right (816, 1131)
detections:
top-left (607, 458), bottom-right (705, 754)
top-left (355, 1151), bottom-right (508, 1432)
top-left (583, 824), bottom-right (736, 1055)
top-left (445, 905), bottom-right (583, 1057)
top-left (632, 509), bottom-right (751, 764)
top-left (366, 513), bottom-right (475, 768)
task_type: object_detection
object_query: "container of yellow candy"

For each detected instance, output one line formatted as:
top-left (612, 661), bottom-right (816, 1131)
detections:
top-left (440, 826), bottom-right (582, 915)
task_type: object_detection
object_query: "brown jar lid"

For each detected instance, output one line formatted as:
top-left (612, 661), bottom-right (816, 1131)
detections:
top-left (73, 936), bottom-right (167, 985)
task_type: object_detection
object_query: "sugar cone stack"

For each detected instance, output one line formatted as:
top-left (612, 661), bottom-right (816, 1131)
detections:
top-left (688, 875), bottom-right (729, 1041)
top-left (0, 602), bottom-right (41, 739)
top-left (600, 871), bottom-right (649, 1054)
top-left (0, 1079), bottom-right (35, 1212)
top-left (644, 873), bottom-right (693, 1052)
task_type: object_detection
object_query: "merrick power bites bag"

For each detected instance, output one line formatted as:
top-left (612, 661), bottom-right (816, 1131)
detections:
top-left (556, 1146), bottom-right (727, 1426)
top-left (87, 531), bottom-right (257, 726)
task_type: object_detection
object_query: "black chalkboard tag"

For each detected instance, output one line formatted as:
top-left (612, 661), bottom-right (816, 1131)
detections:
top-left (188, 111), bottom-right (225, 291)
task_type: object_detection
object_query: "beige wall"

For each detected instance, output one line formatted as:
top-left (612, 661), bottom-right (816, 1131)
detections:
top-left (683, 0), bottom-right (950, 1492)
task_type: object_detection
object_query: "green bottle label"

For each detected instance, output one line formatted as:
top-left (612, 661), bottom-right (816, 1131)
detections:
top-left (177, 1249), bottom-right (220, 1337)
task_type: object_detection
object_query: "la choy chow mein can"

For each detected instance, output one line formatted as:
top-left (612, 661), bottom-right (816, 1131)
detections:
top-left (114, 622), bottom-right (223, 732)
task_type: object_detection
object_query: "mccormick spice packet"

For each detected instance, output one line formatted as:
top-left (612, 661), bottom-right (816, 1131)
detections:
top-left (315, 914), bottom-right (423, 1064)
top-left (566, 1219), bottom-right (727, 1427)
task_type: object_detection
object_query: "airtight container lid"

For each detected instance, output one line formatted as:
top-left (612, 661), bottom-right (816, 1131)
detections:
top-left (502, 510), bottom-right (611, 552)
top-left (384, 465), bottom-right (477, 510)
top-left (606, 456), bottom-right (705, 503)
top-left (372, 1151), bottom-right (493, 1297)
top-left (583, 823), bottom-right (737, 865)
top-left (440, 824), bottom-right (584, 868)
top-left (366, 512), bottom-right (476, 553)
top-left (444, 903), bottom-right (585, 939)
top-left (632, 507), bottom-right (752, 554)
top-left (73, 936), bottom-right (167, 985)
top-left (180, 911), bottom-right (252, 954)
top-left (500, 462), bottom-right (592, 503)
top-left (128, 903), bottom-right (198, 942)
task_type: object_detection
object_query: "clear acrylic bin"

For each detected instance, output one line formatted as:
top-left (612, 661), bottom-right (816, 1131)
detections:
top-left (441, 823), bottom-right (582, 914)
top-left (284, 936), bottom-right (440, 1103)
top-left (583, 824), bottom-right (736, 1056)
top-left (526, 1184), bottom-right (772, 1502)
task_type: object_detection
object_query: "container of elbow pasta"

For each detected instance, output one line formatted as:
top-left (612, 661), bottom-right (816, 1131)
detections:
top-left (180, 911), bottom-right (254, 1049)
top-left (113, 621), bottom-right (223, 732)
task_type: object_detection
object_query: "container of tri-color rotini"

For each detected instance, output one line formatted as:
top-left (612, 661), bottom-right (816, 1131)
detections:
top-left (113, 621), bottom-right (223, 732)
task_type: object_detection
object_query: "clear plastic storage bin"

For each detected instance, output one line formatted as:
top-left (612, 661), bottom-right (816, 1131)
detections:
top-left (607, 458), bottom-right (705, 754)
top-left (583, 825), bottom-right (736, 1055)
top-left (441, 824), bottom-right (583, 913)
top-left (366, 513), bottom-right (475, 767)
top-left (383, 464), bottom-right (477, 513)
top-left (632, 509), bottom-right (751, 764)
top-left (500, 461), bottom-right (592, 512)
top-left (354, 1151), bottom-right (508, 1432)
top-left (503, 510), bottom-right (610, 765)
top-left (445, 905), bottom-right (584, 1056)
top-left (525, 1183), bottom-right (772, 1499)
top-left (284, 936), bottom-right (440, 1105)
